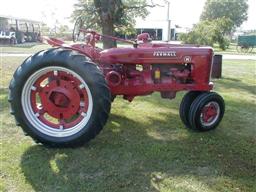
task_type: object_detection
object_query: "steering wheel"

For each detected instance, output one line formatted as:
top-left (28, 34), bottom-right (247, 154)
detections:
top-left (72, 16), bottom-right (85, 42)
top-left (72, 16), bottom-right (135, 46)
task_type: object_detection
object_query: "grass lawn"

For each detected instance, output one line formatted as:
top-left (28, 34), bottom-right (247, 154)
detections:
top-left (0, 44), bottom-right (51, 54)
top-left (0, 54), bottom-right (255, 191)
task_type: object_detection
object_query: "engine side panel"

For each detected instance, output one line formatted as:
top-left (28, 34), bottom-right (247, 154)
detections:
top-left (100, 47), bottom-right (214, 98)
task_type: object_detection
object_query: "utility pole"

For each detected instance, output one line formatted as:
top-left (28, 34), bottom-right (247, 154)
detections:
top-left (164, 0), bottom-right (171, 42)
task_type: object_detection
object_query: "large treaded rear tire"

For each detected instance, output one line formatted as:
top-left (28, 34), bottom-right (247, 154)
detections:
top-left (9, 48), bottom-right (111, 147)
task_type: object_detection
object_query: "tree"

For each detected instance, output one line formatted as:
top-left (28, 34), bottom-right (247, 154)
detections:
top-left (57, 25), bottom-right (70, 38)
top-left (181, 0), bottom-right (249, 50)
top-left (72, 0), bottom-right (157, 48)
top-left (200, 0), bottom-right (248, 29)
top-left (179, 17), bottom-right (233, 50)
top-left (41, 23), bottom-right (51, 36)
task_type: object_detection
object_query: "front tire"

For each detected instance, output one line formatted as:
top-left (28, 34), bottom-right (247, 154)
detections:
top-left (188, 92), bottom-right (225, 131)
top-left (179, 91), bottom-right (202, 129)
top-left (9, 48), bottom-right (111, 147)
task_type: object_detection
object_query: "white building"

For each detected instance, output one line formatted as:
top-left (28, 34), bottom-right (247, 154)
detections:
top-left (135, 20), bottom-right (169, 41)
top-left (135, 1), bottom-right (190, 41)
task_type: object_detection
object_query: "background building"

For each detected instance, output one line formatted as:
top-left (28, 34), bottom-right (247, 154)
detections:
top-left (0, 15), bottom-right (41, 44)
top-left (135, 2), bottom-right (190, 41)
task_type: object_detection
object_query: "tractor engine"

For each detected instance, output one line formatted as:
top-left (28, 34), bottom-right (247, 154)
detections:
top-left (101, 62), bottom-right (193, 101)
top-left (99, 46), bottom-right (213, 101)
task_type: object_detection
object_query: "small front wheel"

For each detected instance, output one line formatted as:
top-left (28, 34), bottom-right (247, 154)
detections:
top-left (179, 91), bottom-right (202, 129)
top-left (188, 92), bottom-right (225, 131)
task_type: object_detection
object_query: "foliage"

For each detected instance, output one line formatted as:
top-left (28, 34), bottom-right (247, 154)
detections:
top-left (72, 0), bottom-right (149, 34)
top-left (72, 0), bottom-right (156, 48)
top-left (184, 0), bottom-right (249, 50)
top-left (56, 25), bottom-right (70, 38)
top-left (179, 17), bottom-right (233, 50)
top-left (72, 0), bottom-right (100, 31)
top-left (40, 24), bottom-right (71, 39)
top-left (200, 0), bottom-right (248, 29)
top-left (40, 23), bottom-right (51, 36)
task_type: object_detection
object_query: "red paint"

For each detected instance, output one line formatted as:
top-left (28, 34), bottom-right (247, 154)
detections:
top-left (137, 33), bottom-right (151, 43)
top-left (30, 70), bottom-right (89, 129)
top-left (201, 103), bottom-right (218, 123)
top-left (43, 30), bottom-right (215, 102)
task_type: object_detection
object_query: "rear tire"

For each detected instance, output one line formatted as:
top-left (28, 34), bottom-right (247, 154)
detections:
top-left (179, 91), bottom-right (202, 129)
top-left (188, 92), bottom-right (225, 131)
top-left (9, 48), bottom-right (111, 147)
top-left (111, 95), bottom-right (116, 102)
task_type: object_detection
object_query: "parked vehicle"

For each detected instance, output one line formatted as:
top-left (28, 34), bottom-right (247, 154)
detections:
top-left (9, 18), bottom-right (225, 147)
top-left (236, 35), bottom-right (256, 53)
top-left (0, 31), bottom-right (16, 44)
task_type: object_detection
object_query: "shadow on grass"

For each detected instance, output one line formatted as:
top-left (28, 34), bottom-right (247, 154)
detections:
top-left (0, 88), bottom-right (8, 111)
top-left (20, 107), bottom-right (256, 192)
top-left (220, 77), bottom-right (256, 95)
top-left (221, 77), bottom-right (240, 82)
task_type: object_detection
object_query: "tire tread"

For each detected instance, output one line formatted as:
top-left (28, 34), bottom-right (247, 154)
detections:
top-left (9, 48), bottom-right (111, 147)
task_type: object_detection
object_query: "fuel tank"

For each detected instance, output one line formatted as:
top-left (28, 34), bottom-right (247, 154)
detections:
top-left (99, 46), bottom-right (214, 65)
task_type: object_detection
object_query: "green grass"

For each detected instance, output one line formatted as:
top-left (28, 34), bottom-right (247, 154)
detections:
top-left (0, 44), bottom-right (51, 53)
top-left (0, 56), bottom-right (256, 191)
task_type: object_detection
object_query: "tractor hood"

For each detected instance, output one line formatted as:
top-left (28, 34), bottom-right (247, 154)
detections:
top-left (99, 46), bottom-right (214, 64)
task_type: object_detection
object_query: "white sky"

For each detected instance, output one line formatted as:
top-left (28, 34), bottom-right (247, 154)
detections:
top-left (0, 0), bottom-right (255, 30)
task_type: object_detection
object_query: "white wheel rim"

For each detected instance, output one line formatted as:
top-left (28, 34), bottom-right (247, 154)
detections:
top-left (21, 66), bottom-right (93, 137)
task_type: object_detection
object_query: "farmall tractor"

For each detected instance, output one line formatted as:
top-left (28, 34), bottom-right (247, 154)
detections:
top-left (9, 19), bottom-right (225, 147)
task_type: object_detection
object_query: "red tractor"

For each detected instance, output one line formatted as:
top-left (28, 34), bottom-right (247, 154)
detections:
top-left (9, 21), bottom-right (225, 147)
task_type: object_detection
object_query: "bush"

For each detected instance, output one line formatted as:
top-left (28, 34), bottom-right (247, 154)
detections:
top-left (179, 17), bottom-right (232, 50)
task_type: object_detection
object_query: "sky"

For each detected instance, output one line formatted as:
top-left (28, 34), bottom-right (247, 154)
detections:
top-left (0, 0), bottom-right (255, 30)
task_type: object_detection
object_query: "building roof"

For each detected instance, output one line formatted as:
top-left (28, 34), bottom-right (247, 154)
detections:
top-left (0, 15), bottom-right (41, 24)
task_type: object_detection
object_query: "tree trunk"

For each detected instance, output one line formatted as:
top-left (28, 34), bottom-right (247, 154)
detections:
top-left (101, 19), bottom-right (117, 49)
top-left (94, 0), bottom-right (117, 49)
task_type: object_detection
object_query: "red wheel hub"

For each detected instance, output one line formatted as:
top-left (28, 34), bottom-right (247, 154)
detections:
top-left (201, 103), bottom-right (218, 123)
top-left (39, 79), bottom-right (81, 119)
top-left (49, 91), bottom-right (70, 108)
top-left (30, 70), bottom-right (89, 129)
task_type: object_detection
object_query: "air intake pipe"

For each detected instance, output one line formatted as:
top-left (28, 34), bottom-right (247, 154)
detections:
top-left (106, 71), bottom-right (122, 87)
